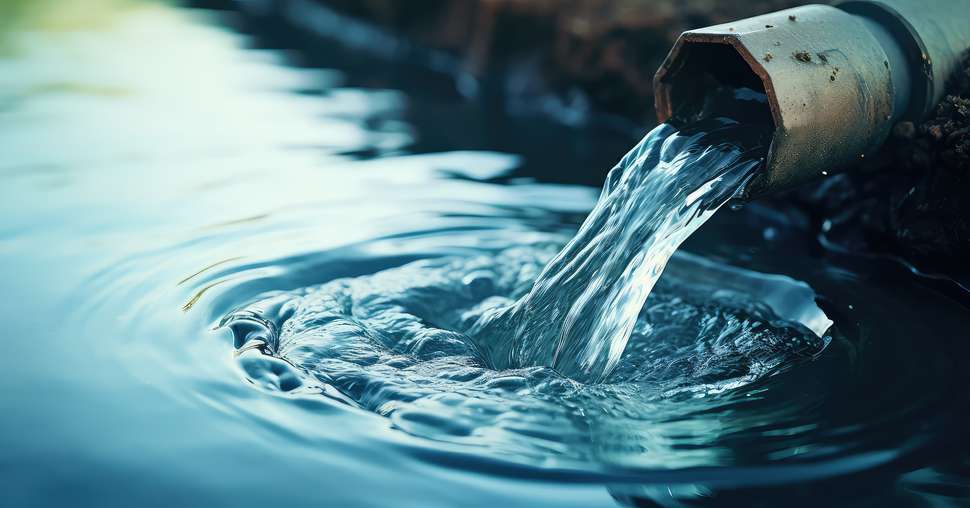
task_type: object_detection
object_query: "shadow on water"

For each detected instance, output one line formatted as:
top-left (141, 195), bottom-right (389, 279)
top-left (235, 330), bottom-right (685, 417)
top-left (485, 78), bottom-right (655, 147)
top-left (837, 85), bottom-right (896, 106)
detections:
top-left (0, 1), bottom-right (969, 507)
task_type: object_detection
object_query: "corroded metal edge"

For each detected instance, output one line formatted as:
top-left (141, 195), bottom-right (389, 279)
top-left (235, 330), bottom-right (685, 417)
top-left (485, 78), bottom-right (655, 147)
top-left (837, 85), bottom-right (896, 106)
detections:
top-left (655, 4), bottom-right (895, 198)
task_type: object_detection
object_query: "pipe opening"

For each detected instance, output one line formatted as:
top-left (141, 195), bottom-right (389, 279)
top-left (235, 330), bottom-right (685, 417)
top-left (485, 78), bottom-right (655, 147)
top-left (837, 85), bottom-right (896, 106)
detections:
top-left (661, 42), bottom-right (774, 131)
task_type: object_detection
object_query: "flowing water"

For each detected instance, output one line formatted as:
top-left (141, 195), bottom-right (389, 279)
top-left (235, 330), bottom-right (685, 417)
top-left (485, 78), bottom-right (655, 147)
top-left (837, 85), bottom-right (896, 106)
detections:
top-left (3, 2), bottom-right (970, 507)
top-left (468, 109), bottom-right (770, 382)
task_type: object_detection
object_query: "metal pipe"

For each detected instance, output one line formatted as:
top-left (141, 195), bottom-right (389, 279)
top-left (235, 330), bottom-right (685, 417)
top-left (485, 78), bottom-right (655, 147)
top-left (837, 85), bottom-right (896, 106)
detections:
top-left (653, 1), bottom-right (970, 198)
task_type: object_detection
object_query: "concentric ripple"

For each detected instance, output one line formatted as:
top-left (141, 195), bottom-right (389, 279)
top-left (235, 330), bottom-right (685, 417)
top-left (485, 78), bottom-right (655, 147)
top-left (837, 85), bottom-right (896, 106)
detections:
top-left (5, 3), bottom-right (970, 506)
top-left (222, 244), bottom-right (831, 468)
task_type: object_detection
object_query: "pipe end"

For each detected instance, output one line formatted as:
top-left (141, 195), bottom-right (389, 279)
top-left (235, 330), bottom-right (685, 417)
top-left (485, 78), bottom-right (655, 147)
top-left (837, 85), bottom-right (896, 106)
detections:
top-left (655, 4), bottom-right (896, 197)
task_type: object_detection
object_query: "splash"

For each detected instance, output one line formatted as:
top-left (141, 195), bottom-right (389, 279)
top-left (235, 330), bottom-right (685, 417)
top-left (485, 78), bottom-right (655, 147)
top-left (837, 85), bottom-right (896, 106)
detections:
top-left (224, 89), bottom-right (781, 389)
top-left (223, 248), bottom-right (829, 466)
top-left (217, 89), bottom-right (836, 466)
top-left (469, 116), bottom-right (768, 381)
top-left (214, 76), bottom-right (850, 472)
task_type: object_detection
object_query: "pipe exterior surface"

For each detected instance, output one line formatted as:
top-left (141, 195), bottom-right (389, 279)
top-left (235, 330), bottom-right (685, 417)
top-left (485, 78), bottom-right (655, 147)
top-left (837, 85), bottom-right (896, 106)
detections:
top-left (654, 1), bottom-right (970, 197)
top-left (840, 0), bottom-right (970, 118)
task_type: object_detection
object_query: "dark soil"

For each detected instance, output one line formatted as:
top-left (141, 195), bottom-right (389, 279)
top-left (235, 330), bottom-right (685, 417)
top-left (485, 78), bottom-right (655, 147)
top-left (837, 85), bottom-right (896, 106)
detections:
top-left (786, 51), bottom-right (970, 276)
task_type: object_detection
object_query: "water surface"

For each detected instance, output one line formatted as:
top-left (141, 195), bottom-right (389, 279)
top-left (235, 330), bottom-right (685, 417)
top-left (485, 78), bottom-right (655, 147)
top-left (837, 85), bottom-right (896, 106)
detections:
top-left (2, 2), bottom-right (970, 506)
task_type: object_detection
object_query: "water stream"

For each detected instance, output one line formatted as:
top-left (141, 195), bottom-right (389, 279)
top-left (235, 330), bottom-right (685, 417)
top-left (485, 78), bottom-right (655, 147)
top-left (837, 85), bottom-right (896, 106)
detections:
top-left (221, 86), bottom-right (841, 462)
top-left (470, 114), bottom-right (769, 382)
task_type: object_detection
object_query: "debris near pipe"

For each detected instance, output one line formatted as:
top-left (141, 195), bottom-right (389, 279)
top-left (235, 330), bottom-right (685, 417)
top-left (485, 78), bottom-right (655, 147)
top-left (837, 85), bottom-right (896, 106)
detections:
top-left (791, 51), bottom-right (970, 275)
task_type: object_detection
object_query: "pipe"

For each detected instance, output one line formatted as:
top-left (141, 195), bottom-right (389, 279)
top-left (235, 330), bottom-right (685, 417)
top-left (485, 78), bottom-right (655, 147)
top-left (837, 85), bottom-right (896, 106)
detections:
top-left (653, 1), bottom-right (970, 198)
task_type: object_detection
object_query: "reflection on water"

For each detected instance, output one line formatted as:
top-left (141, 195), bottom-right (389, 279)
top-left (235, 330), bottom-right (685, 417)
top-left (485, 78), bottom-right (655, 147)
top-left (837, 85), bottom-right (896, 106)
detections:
top-left (1, 2), bottom-right (969, 507)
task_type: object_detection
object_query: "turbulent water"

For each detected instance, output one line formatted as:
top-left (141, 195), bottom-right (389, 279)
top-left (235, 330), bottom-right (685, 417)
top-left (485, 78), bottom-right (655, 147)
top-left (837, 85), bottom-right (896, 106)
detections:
top-left (470, 118), bottom-right (768, 381)
top-left (225, 119), bottom-right (786, 388)
top-left (4, 3), bottom-right (970, 507)
top-left (225, 246), bottom-right (834, 465)
top-left (222, 112), bottom-right (837, 463)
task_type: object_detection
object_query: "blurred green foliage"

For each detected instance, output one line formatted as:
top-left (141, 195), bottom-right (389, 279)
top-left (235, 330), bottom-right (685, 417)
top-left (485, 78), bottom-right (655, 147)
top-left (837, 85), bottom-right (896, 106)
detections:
top-left (0, 0), bottom-right (152, 33)
top-left (0, 0), bottom-right (155, 55)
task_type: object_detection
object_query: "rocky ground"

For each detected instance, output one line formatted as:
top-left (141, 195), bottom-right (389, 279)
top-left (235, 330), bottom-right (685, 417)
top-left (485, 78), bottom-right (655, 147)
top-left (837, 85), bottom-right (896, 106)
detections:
top-left (261, 0), bottom-right (970, 279)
